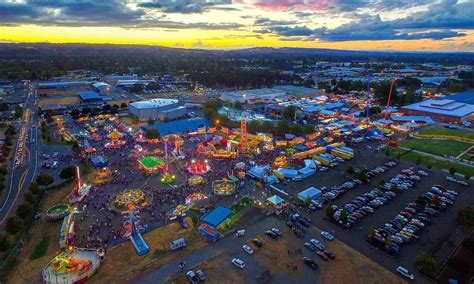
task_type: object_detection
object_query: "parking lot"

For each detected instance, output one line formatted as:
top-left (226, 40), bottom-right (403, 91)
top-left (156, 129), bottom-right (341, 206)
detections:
top-left (272, 142), bottom-right (473, 282)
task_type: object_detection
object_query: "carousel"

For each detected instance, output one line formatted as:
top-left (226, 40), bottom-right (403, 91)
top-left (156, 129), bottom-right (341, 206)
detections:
top-left (212, 178), bottom-right (237, 196)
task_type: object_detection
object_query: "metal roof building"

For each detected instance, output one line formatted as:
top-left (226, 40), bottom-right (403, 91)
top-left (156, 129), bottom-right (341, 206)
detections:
top-left (401, 99), bottom-right (474, 123)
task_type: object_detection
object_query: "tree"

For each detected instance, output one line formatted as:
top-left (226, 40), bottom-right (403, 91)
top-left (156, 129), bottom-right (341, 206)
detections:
top-left (302, 124), bottom-right (315, 134)
top-left (28, 182), bottom-right (40, 195)
top-left (449, 167), bottom-right (456, 175)
top-left (368, 226), bottom-right (375, 238)
top-left (147, 118), bottom-right (155, 125)
top-left (427, 163), bottom-right (433, 170)
top-left (290, 124), bottom-right (303, 136)
top-left (261, 121), bottom-right (274, 133)
top-left (5, 216), bottom-right (22, 234)
top-left (283, 105), bottom-right (296, 121)
top-left (415, 252), bottom-right (438, 277)
top-left (102, 104), bottom-right (112, 112)
top-left (276, 120), bottom-right (290, 134)
top-left (36, 173), bottom-right (54, 187)
top-left (378, 179), bottom-right (386, 186)
top-left (0, 234), bottom-right (9, 252)
top-left (358, 170), bottom-right (368, 183)
top-left (14, 105), bottom-right (23, 118)
top-left (131, 83), bottom-right (144, 93)
top-left (59, 166), bottom-right (76, 180)
top-left (234, 101), bottom-right (242, 109)
top-left (384, 148), bottom-right (390, 157)
top-left (16, 202), bottom-right (33, 219)
top-left (346, 165), bottom-right (355, 175)
top-left (304, 198), bottom-right (311, 207)
top-left (396, 153), bottom-right (401, 160)
top-left (416, 156), bottom-right (421, 166)
top-left (130, 115), bottom-right (139, 125)
top-left (416, 195), bottom-right (427, 207)
top-left (458, 205), bottom-right (474, 226)
top-left (120, 102), bottom-right (128, 108)
top-left (340, 209), bottom-right (348, 223)
top-left (465, 174), bottom-right (471, 181)
top-left (384, 233), bottom-right (394, 247)
top-left (145, 128), bottom-right (160, 140)
top-left (325, 201), bottom-right (334, 219)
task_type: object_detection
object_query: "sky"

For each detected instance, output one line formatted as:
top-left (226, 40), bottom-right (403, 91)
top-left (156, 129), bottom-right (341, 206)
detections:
top-left (0, 0), bottom-right (473, 52)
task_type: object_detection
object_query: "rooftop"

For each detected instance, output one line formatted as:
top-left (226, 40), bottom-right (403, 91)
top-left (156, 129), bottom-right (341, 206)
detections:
top-left (130, 98), bottom-right (178, 109)
top-left (402, 99), bottom-right (474, 117)
top-left (79, 91), bottom-right (102, 101)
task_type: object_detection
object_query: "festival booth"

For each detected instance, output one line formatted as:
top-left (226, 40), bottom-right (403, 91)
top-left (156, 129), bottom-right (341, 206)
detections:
top-left (91, 156), bottom-right (108, 168)
top-left (138, 156), bottom-right (164, 176)
top-left (198, 207), bottom-right (232, 242)
top-left (188, 175), bottom-right (204, 186)
top-left (266, 195), bottom-right (287, 215)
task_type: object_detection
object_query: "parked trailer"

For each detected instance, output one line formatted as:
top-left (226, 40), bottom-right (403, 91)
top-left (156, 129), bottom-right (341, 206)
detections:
top-left (313, 155), bottom-right (330, 166)
top-left (292, 147), bottom-right (326, 160)
top-left (332, 149), bottom-right (353, 160)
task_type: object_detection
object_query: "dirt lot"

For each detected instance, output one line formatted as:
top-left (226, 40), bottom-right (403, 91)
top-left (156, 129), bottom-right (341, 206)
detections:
top-left (438, 234), bottom-right (474, 284)
top-left (90, 217), bottom-right (206, 283)
top-left (38, 96), bottom-right (80, 107)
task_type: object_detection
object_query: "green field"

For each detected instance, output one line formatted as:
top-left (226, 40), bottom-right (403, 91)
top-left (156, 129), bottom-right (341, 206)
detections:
top-left (388, 148), bottom-right (474, 176)
top-left (421, 126), bottom-right (474, 140)
top-left (399, 138), bottom-right (472, 157)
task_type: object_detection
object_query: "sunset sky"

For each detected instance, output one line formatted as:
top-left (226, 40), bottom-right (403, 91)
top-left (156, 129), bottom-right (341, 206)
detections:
top-left (0, 0), bottom-right (473, 51)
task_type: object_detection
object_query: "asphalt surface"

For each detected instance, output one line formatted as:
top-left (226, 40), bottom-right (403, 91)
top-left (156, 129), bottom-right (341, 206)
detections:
top-left (0, 83), bottom-right (40, 228)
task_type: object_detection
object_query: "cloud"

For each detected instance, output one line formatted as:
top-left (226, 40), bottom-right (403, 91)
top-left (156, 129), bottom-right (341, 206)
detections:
top-left (254, 17), bottom-right (297, 26)
top-left (0, 0), bottom-right (242, 30)
top-left (138, 0), bottom-right (232, 14)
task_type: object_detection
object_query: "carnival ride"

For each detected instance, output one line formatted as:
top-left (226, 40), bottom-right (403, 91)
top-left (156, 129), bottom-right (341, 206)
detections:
top-left (185, 159), bottom-right (210, 175)
top-left (273, 156), bottom-right (289, 169)
top-left (70, 166), bottom-right (91, 204)
top-left (161, 136), bottom-right (176, 184)
top-left (46, 204), bottom-right (71, 221)
top-left (42, 248), bottom-right (104, 284)
top-left (122, 204), bottom-right (150, 256)
top-left (212, 178), bottom-right (237, 196)
top-left (185, 192), bottom-right (208, 206)
top-left (105, 129), bottom-right (126, 148)
top-left (188, 175), bottom-right (204, 186)
top-left (114, 189), bottom-right (147, 209)
top-left (90, 167), bottom-right (112, 185)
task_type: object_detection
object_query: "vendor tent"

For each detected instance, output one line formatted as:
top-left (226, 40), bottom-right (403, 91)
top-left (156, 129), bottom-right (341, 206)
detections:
top-left (298, 187), bottom-right (322, 202)
top-left (201, 207), bottom-right (232, 227)
top-left (267, 195), bottom-right (284, 206)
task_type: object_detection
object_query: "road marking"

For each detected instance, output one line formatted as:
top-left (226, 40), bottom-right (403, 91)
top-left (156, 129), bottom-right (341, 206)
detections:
top-left (0, 169), bottom-right (28, 224)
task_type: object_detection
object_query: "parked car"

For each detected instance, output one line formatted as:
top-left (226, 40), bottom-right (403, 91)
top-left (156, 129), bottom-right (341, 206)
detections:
top-left (232, 258), bottom-right (246, 269)
top-left (322, 250), bottom-right (336, 259)
top-left (316, 250), bottom-right (329, 261)
top-left (242, 245), bottom-right (254, 255)
top-left (252, 238), bottom-right (262, 247)
top-left (265, 230), bottom-right (277, 239)
top-left (303, 257), bottom-right (318, 270)
top-left (305, 242), bottom-right (316, 251)
top-left (396, 266), bottom-right (414, 280)
top-left (196, 270), bottom-right (206, 282)
top-left (271, 228), bottom-right (282, 236)
top-left (310, 239), bottom-right (325, 250)
top-left (186, 271), bottom-right (199, 283)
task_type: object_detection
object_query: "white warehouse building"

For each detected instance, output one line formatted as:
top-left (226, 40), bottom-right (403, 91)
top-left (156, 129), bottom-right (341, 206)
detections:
top-left (129, 99), bottom-right (187, 121)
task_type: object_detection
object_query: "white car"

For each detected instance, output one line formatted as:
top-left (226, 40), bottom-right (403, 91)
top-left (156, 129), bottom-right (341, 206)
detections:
top-left (242, 245), bottom-right (254, 255)
top-left (321, 231), bottom-right (334, 241)
top-left (232, 258), bottom-right (246, 269)
top-left (396, 266), bottom-right (414, 280)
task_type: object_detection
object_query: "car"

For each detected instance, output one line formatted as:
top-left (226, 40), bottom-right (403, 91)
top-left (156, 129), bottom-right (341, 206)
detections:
top-left (252, 238), bottom-right (263, 247)
top-left (299, 218), bottom-right (310, 227)
top-left (305, 242), bottom-right (316, 251)
top-left (271, 228), bottom-right (282, 236)
top-left (196, 270), bottom-right (206, 282)
top-left (232, 258), bottom-right (246, 269)
top-left (186, 271), bottom-right (199, 283)
top-left (396, 266), bottom-right (414, 280)
top-left (242, 245), bottom-right (254, 255)
top-left (322, 250), bottom-right (336, 259)
top-left (316, 251), bottom-right (329, 261)
top-left (265, 230), bottom-right (278, 239)
top-left (303, 257), bottom-right (318, 270)
top-left (310, 239), bottom-right (325, 250)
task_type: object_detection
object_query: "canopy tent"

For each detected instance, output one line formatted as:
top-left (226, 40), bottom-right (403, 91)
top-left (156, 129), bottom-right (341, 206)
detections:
top-left (297, 187), bottom-right (322, 202)
top-left (91, 156), bottom-right (108, 168)
top-left (267, 195), bottom-right (284, 206)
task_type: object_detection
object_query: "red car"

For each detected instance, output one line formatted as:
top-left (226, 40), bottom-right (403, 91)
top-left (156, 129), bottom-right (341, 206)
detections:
top-left (316, 251), bottom-right (329, 261)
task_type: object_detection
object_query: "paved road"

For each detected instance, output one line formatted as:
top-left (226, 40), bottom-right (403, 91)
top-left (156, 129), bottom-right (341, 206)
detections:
top-left (0, 83), bottom-right (40, 228)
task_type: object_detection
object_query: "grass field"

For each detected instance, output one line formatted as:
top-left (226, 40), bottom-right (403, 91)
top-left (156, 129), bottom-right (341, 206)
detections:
top-left (420, 126), bottom-right (474, 140)
top-left (398, 139), bottom-right (472, 157)
top-left (388, 148), bottom-right (474, 176)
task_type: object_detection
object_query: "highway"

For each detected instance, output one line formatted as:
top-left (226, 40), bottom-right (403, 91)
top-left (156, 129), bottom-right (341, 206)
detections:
top-left (0, 83), bottom-right (40, 228)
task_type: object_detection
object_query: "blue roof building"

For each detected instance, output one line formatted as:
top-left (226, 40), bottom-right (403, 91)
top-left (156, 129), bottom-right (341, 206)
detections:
top-left (79, 91), bottom-right (103, 102)
top-left (141, 117), bottom-right (209, 134)
top-left (201, 207), bottom-right (232, 227)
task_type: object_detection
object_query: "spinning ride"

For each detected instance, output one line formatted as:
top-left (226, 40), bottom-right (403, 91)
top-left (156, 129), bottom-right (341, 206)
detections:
top-left (185, 159), bottom-right (210, 175)
top-left (46, 204), bottom-right (70, 220)
top-left (70, 166), bottom-right (91, 204)
top-left (105, 129), bottom-right (126, 148)
top-left (114, 189), bottom-right (147, 209)
top-left (212, 178), bottom-right (237, 196)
